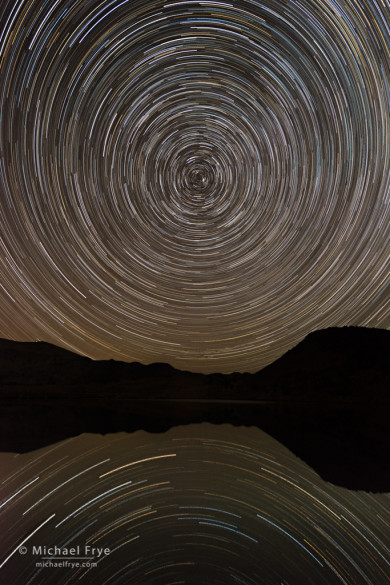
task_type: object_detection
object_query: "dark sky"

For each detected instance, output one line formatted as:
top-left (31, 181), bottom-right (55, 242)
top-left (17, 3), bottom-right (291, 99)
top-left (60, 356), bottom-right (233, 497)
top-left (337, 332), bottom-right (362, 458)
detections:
top-left (0, 0), bottom-right (389, 373)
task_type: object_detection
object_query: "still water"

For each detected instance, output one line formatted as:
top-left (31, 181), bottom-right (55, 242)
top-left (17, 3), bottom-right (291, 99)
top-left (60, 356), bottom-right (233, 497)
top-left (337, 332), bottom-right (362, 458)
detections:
top-left (0, 424), bottom-right (389, 584)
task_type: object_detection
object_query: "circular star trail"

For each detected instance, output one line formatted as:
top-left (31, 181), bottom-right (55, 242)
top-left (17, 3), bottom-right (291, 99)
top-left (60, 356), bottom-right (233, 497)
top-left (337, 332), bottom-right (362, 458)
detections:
top-left (0, 0), bottom-right (389, 372)
top-left (0, 426), bottom-right (389, 583)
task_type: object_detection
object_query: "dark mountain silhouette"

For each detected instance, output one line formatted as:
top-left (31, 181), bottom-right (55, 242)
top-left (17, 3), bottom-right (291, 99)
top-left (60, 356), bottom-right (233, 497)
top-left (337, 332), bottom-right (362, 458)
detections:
top-left (253, 326), bottom-right (389, 398)
top-left (0, 326), bottom-right (389, 491)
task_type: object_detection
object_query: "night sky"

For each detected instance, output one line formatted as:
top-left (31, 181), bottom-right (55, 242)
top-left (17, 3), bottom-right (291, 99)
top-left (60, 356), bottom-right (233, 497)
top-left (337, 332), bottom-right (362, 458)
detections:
top-left (0, 0), bottom-right (389, 374)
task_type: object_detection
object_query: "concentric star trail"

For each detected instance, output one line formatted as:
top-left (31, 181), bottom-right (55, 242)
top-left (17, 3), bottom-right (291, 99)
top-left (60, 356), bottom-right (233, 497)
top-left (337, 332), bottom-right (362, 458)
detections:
top-left (0, 0), bottom-right (389, 372)
top-left (0, 427), bottom-right (389, 583)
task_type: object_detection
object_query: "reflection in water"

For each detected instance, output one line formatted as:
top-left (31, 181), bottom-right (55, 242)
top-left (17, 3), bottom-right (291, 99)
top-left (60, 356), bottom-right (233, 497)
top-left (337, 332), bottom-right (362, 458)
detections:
top-left (0, 424), bottom-right (389, 584)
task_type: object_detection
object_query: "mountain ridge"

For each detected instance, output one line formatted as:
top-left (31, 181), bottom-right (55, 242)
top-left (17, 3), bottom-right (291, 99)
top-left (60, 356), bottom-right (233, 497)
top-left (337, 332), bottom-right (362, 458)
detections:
top-left (0, 326), bottom-right (388, 399)
top-left (0, 326), bottom-right (389, 491)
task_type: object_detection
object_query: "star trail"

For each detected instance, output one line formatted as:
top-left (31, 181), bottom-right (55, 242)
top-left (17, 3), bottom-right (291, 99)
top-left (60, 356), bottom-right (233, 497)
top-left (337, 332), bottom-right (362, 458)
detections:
top-left (0, 426), bottom-right (389, 583)
top-left (0, 0), bottom-right (389, 373)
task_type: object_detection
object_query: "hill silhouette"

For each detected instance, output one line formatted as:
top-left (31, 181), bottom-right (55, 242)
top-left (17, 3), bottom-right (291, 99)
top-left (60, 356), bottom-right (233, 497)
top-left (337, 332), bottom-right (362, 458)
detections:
top-left (0, 326), bottom-right (389, 491)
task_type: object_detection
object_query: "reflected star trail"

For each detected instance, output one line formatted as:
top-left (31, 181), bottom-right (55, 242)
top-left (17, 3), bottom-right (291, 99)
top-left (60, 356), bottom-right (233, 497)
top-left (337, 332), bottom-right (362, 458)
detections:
top-left (0, 0), bottom-right (389, 372)
top-left (0, 426), bottom-right (389, 583)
